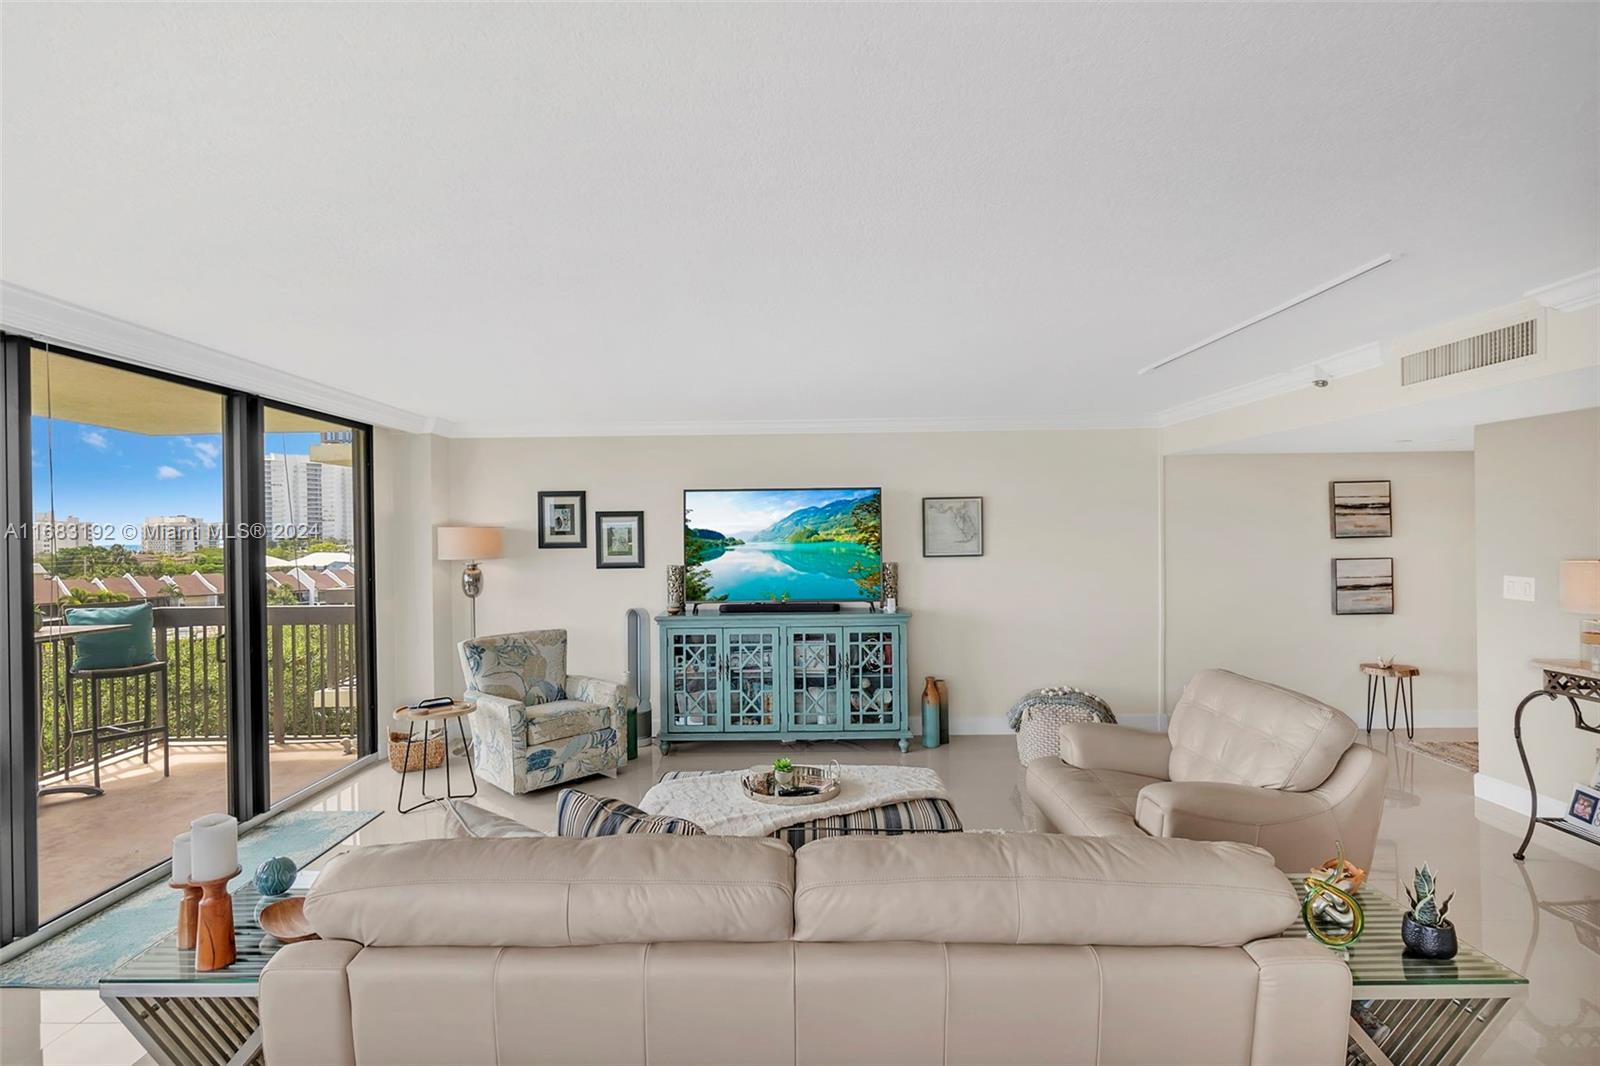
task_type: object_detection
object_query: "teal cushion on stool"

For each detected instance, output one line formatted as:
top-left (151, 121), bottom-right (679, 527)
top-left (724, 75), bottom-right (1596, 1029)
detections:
top-left (65, 603), bottom-right (156, 671)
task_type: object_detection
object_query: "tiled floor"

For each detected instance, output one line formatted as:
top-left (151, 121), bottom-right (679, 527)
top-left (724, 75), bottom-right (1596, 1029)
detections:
top-left (3, 728), bottom-right (1598, 1065)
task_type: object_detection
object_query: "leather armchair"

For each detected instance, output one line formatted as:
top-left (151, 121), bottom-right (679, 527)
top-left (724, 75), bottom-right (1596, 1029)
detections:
top-left (1027, 669), bottom-right (1387, 871)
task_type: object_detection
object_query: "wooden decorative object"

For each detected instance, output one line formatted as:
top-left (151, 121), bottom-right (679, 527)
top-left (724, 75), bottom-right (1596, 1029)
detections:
top-left (194, 867), bottom-right (240, 972)
top-left (173, 882), bottom-right (202, 951)
top-left (257, 896), bottom-right (319, 943)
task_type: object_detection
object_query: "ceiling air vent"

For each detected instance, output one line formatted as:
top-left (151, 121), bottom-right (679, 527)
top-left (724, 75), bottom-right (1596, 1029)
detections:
top-left (1400, 318), bottom-right (1538, 386)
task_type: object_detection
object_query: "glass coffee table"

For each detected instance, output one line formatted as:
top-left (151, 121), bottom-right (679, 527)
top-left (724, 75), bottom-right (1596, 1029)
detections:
top-left (99, 883), bottom-right (300, 1066)
top-left (1289, 879), bottom-right (1528, 1066)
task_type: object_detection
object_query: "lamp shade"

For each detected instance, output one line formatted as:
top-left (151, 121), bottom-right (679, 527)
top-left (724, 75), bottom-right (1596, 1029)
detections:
top-left (437, 526), bottom-right (504, 561)
top-left (1560, 560), bottom-right (1600, 614)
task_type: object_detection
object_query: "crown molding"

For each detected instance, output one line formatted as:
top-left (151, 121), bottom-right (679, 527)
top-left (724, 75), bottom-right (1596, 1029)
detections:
top-left (1154, 342), bottom-right (1384, 428)
top-left (431, 412), bottom-right (1155, 439)
top-left (1525, 268), bottom-right (1600, 313)
top-left (0, 283), bottom-right (434, 433)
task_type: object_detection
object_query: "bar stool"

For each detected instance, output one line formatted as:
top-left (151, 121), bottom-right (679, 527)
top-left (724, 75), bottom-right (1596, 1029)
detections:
top-left (63, 659), bottom-right (170, 797)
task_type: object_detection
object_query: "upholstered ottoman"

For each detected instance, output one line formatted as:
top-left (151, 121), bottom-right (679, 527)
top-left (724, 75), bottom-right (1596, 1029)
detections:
top-left (657, 769), bottom-right (962, 849)
top-left (1008, 686), bottom-right (1116, 763)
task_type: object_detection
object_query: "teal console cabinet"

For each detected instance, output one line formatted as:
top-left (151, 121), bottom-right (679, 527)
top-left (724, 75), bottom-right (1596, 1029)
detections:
top-left (655, 612), bottom-right (911, 753)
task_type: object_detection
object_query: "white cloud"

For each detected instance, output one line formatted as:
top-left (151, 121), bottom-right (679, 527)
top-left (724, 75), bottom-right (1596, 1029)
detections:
top-left (80, 430), bottom-right (109, 450)
top-left (181, 437), bottom-right (220, 469)
top-left (156, 465), bottom-right (183, 480)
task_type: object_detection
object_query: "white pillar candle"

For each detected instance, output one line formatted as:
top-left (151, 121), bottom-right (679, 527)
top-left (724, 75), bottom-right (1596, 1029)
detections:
top-left (189, 813), bottom-right (238, 881)
top-left (171, 832), bottom-right (192, 884)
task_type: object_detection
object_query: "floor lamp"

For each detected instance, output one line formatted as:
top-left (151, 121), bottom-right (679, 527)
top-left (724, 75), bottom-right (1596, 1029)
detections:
top-left (437, 526), bottom-right (505, 638)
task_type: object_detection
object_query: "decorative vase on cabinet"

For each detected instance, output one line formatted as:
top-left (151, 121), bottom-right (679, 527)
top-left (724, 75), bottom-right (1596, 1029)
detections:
top-left (656, 612), bottom-right (911, 753)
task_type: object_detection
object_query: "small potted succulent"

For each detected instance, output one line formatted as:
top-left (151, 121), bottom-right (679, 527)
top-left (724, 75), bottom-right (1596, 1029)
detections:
top-left (772, 757), bottom-right (795, 792)
top-left (1402, 864), bottom-right (1457, 960)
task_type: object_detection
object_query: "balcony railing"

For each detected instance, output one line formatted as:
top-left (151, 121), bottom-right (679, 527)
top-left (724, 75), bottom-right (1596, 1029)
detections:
top-left (37, 604), bottom-right (358, 781)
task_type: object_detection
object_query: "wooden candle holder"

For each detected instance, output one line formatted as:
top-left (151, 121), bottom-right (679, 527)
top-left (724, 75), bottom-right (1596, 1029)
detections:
top-left (171, 882), bottom-right (203, 951)
top-left (194, 867), bottom-right (241, 973)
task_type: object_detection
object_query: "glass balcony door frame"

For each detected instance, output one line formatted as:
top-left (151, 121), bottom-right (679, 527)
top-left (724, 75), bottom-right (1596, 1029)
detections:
top-left (0, 334), bottom-right (378, 945)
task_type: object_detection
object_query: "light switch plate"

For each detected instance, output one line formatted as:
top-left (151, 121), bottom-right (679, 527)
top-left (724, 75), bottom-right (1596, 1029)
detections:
top-left (1503, 576), bottom-right (1536, 602)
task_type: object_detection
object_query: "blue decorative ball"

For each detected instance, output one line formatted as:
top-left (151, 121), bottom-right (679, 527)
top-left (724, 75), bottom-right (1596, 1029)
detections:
top-left (253, 856), bottom-right (298, 896)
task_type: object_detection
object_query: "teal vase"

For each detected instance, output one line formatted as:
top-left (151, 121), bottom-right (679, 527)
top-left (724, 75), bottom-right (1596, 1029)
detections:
top-left (921, 677), bottom-right (941, 749)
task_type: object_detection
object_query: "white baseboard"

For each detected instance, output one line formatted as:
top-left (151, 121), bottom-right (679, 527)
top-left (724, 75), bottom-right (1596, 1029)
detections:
top-left (1473, 771), bottom-right (1563, 818)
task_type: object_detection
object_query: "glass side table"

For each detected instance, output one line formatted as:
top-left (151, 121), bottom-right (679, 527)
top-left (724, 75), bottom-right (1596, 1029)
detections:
top-left (1288, 879), bottom-right (1528, 1066)
top-left (99, 883), bottom-right (302, 1066)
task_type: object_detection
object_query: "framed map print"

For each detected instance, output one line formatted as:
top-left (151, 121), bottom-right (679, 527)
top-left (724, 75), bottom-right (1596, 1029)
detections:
top-left (923, 496), bottom-right (983, 557)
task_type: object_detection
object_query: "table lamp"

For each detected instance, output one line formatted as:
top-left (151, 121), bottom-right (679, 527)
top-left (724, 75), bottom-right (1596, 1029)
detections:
top-left (1559, 560), bottom-right (1600, 669)
top-left (437, 526), bottom-right (504, 638)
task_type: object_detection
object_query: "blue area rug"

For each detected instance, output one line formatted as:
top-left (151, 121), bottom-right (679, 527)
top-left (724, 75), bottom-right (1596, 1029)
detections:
top-left (0, 808), bottom-right (379, 988)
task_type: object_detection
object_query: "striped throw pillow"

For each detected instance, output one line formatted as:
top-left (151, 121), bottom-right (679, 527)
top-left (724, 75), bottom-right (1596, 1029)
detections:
top-left (556, 789), bottom-right (705, 837)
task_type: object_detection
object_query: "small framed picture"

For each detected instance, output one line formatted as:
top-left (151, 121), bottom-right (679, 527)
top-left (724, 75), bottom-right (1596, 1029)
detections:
top-left (1330, 480), bottom-right (1392, 539)
top-left (923, 496), bottom-right (983, 557)
top-left (1332, 557), bottom-right (1394, 615)
top-left (1565, 784), bottom-right (1600, 834)
top-left (595, 511), bottom-right (644, 569)
top-left (538, 491), bottom-right (587, 549)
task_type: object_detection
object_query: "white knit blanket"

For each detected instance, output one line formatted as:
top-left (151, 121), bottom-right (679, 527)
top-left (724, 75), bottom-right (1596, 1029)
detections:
top-left (639, 764), bottom-right (948, 836)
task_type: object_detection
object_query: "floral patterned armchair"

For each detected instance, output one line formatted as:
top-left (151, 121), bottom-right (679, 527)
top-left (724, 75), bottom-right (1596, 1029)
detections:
top-left (458, 629), bottom-right (627, 795)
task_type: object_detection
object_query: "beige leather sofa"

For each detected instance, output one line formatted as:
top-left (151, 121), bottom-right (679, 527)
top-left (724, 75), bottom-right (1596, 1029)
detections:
top-left (1026, 669), bottom-right (1387, 872)
top-left (261, 833), bottom-right (1351, 1066)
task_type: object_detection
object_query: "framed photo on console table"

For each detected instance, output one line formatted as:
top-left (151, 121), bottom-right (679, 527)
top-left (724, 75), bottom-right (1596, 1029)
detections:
top-left (595, 511), bottom-right (644, 569)
top-left (538, 491), bottom-right (587, 549)
top-left (923, 496), bottom-right (984, 557)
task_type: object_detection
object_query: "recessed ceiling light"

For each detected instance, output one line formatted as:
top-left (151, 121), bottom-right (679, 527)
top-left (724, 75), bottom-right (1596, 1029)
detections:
top-left (1139, 254), bottom-right (1395, 374)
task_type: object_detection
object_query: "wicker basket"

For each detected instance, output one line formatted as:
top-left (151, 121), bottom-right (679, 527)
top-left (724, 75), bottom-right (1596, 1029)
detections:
top-left (388, 728), bottom-right (446, 772)
top-left (1011, 687), bottom-right (1116, 764)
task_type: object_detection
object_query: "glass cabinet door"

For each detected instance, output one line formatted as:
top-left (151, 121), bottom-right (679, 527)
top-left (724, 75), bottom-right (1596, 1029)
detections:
top-left (667, 629), bottom-right (722, 730)
top-left (724, 628), bottom-right (779, 731)
top-left (788, 630), bottom-right (842, 730)
top-left (845, 627), bottom-right (899, 729)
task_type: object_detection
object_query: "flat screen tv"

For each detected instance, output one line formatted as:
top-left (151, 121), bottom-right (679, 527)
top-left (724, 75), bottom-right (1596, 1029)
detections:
top-left (683, 488), bottom-right (882, 603)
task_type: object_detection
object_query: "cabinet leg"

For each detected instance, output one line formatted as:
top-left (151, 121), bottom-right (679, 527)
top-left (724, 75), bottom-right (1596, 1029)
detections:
top-left (658, 740), bottom-right (670, 755)
top-left (898, 737), bottom-right (910, 754)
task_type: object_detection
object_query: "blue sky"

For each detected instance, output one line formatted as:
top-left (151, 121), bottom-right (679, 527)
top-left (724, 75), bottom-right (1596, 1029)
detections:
top-left (31, 417), bottom-right (319, 545)
top-left (685, 488), bottom-right (876, 539)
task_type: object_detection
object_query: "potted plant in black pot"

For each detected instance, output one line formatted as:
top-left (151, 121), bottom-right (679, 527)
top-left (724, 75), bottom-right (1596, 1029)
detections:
top-left (1402, 864), bottom-right (1457, 959)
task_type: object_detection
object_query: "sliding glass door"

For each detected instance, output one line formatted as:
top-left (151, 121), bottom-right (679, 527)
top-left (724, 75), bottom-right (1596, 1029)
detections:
top-left (262, 407), bottom-right (366, 805)
top-left (29, 347), bottom-right (233, 923)
top-left (0, 338), bottom-right (375, 943)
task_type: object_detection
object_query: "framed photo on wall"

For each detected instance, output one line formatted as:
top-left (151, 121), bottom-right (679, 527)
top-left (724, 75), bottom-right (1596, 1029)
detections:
top-left (1332, 557), bottom-right (1394, 615)
top-left (1330, 480), bottom-right (1392, 538)
top-left (538, 491), bottom-right (587, 549)
top-left (923, 496), bottom-right (983, 557)
top-left (595, 511), bottom-right (644, 569)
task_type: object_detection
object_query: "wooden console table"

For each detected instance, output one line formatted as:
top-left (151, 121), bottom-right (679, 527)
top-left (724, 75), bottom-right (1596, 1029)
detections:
top-left (1512, 658), bottom-right (1600, 861)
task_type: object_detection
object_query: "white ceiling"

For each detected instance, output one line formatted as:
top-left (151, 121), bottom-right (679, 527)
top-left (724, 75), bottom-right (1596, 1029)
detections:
top-left (2, 3), bottom-right (1597, 436)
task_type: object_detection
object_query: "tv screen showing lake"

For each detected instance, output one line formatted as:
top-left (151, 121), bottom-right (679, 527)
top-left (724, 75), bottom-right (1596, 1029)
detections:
top-left (684, 488), bottom-right (882, 602)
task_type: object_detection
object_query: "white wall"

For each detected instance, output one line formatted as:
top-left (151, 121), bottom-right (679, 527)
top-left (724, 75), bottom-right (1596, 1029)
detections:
top-left (431, 430), bottom-right (1162, 734)
top-left (1475, 408), bottom-right (1600, 802)
top-left (1164, 452), bottom-right (1478, 724)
